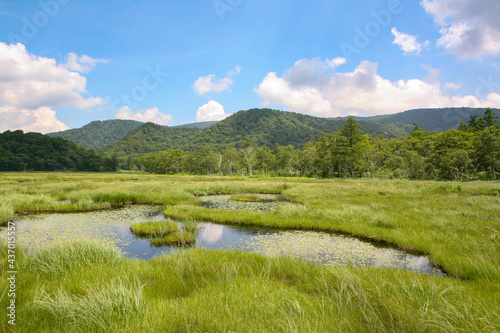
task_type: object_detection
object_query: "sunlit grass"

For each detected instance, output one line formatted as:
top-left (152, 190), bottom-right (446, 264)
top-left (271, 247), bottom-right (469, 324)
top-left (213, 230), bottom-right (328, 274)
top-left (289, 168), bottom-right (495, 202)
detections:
top-left (149, 231), bottom-right (196, 247)
top-left (0, 173), bottom-right (498, 331)
top-left (1, 243), bottom-right (497, 332)
top-left (130, 221), bottom-right (179, 236)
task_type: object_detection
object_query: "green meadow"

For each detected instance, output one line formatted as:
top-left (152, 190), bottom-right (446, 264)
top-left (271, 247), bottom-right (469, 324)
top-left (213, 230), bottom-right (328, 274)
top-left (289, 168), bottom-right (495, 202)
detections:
top-left (0, 172), bottom-right (499, 332)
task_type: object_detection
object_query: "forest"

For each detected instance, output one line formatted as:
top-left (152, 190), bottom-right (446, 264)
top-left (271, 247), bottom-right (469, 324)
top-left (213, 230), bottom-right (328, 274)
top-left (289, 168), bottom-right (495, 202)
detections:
top-left (0, 130), bottom-right (118, 172)
top-left (135, 109), bottom-right (500, 181)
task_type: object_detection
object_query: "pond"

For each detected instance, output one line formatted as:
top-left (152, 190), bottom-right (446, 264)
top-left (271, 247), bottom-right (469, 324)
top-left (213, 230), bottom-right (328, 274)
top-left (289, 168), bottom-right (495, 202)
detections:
top-left (2, 204), bottom-right (444, 276)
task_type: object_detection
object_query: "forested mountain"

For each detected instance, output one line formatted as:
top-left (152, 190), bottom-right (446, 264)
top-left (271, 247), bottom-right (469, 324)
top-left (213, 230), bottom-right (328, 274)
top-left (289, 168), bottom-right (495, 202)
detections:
top-left (364, 108), bottom-right (500, 132)
top-left (47, 119), bottom-right (143, 151)
top-left (136, 109), bottom-right (500, 181)
top-left (102, 123), bottom-right (204, 167)
top-left (0, 130), bottom-right (118, 172)
top-left (103, 109), bottom-right (414, 167)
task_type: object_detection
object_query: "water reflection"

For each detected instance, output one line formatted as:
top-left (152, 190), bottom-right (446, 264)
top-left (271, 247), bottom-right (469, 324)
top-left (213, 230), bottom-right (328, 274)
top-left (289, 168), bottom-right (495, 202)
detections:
top-left (1, 205), bottom-right (444, 276)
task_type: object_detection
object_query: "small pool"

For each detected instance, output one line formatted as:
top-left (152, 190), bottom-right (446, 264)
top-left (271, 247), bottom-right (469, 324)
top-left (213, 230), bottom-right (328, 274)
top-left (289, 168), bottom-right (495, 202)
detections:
top-left (2, 205), bottom-right (444, 276)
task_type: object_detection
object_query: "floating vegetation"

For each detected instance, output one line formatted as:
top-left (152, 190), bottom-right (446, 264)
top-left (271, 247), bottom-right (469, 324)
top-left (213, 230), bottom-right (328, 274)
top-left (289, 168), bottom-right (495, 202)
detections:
top-left (1, 205), bottom-right (171, 259)
top-left (130, 220), bottom-right (179, 236)
top-left (197, 194), bottom-right (279, 211)
top-left (230, 194), bottom-right (274, 203)
top-left (150, 232), bottom-right (196, 247)
top-left (238, 230), bottom-right (444, 276)
top-left (5, 204), bottom-right (443, 275)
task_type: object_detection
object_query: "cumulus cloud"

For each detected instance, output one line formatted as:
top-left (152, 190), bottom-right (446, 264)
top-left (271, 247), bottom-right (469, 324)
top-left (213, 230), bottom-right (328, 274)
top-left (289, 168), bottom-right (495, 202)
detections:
top-left (0, 106), bottom-right (69, 133)
top-left (195, 100), bottom-right (230, 122)
top-left (0, 42), bottom-right (107, 133)
top-left (420, 0), bottom-right (500, 58)
top-left (391, 28), bottom-right (429, 55)
top-left (62, 53), bottom-right (110, 73)
top-left (193, 65), bottom-right (241, 95)
top-left (114, 106), bottom-right (173, 125)
top-left (255, 57), bottom-right (500, 117)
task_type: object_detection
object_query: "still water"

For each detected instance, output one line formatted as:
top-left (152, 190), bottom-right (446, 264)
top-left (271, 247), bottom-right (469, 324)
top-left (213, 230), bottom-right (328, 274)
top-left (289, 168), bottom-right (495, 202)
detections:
top-left (3, 205), bottom-right (444, 276)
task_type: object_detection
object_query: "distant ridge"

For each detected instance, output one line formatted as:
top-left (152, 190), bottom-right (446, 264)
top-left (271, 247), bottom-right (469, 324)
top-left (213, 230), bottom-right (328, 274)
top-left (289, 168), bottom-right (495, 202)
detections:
top-left (102, 108), bottom-right (414, 167)
top-left (45, 107), bottom-right (495, 167)
top-left (47, 119), bottom-right (143, 151)
top-left (173, 121), bottom-right (219, 129)
top-left (363, 107), bottom-right (499, 132)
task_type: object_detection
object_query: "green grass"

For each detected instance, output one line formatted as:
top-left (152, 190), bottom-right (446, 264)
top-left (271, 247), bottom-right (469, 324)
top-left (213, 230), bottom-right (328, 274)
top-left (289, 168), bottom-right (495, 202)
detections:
top-left (0, 172), bottom-right (498, 331)
top-left (130, 221), bottom-right (179, 236)
top-left (1, 242), bottom-right (498, 332)
top-left (149, 231), bottom-right (196, 246)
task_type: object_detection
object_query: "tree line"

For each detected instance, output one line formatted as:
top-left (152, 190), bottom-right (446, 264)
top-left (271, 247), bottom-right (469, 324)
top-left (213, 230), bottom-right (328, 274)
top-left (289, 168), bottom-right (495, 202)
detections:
top-left (0, 130), bottom-right (119, 172)
top-left (136, 109), bottom-right (499, 181)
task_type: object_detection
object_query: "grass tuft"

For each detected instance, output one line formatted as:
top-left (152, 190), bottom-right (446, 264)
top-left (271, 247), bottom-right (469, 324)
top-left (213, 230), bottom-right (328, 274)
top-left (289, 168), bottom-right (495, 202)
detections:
top-left (26, 239), bottom-right (122, 275)
top-left (130, 220), bottom-right (179, 236)
top-left (33, 279), bottom-right (144, 331)
top-left (150, 231), bottom-right (196, 246)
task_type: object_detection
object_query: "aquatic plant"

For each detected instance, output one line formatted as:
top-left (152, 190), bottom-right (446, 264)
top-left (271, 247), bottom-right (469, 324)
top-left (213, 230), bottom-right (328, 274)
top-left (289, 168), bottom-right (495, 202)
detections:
top-left (230, 194), bottom-right (274, 203)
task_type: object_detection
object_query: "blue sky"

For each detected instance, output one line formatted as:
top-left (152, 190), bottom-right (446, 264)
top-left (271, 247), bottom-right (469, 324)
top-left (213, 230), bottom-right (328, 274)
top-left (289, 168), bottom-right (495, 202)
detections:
top-left (1, 0), bottom-right (499, 133)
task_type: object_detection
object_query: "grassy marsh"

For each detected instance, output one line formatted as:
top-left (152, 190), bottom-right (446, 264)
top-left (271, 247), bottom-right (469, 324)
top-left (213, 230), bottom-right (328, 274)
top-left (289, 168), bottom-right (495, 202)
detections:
top-left (0, 172), bottom-right (498, 331)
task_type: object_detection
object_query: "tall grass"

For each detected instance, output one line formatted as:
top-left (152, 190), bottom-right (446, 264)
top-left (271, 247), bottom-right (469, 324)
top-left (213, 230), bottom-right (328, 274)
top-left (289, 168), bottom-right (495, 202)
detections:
top-left (33, 278), bottom-right (144, 331)
top-left (0, 173), bottom-right (498, 331)
top-left (26, 240), bottom-right (123, 275)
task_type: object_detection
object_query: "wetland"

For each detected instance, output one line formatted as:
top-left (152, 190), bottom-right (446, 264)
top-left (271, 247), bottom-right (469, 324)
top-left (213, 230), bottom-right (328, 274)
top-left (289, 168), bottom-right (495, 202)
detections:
top-left (0, 173), bottom-right (498, 332)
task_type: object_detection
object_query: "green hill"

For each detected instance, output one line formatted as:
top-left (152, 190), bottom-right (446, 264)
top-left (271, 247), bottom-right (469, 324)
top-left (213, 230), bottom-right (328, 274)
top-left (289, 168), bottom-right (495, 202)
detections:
top-left (103, 109), bottom-right (414, 167)
top-left (364, 107), bottom-right (500, 132)
top-left (0, 130), bottom-right (118, 172)
top-left (47, 119), bottom-right (143, 151)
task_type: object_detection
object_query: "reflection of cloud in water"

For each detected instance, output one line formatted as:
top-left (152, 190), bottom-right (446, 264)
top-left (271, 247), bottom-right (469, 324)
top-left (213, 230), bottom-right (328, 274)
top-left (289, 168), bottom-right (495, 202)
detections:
top-left (198, 224), bottom-right (224, 244)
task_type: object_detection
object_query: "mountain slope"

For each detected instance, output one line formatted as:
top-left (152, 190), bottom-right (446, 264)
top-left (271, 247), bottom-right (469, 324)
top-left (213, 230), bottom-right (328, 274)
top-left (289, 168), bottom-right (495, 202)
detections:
top-left (102, 123), bottom-right (203, 164)
top-left (364, 107), bottom-right (499, 132)
top-left (47, 119), bottom-right (143, 151)
top-left (103, 109), bottom-right (414, 167)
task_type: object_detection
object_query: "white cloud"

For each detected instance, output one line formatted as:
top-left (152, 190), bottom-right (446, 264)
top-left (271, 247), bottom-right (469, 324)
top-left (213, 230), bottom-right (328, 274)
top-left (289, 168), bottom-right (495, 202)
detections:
top-left (192, 65), bottom-right (241, 95)
top-left (0, 42), bottom-right (107, 133)
top-left (0, 106), bottom-right (69, 134)
top-left (420, 0), bottom-right (500, 58)
top-left (62, 53), bottom-right (110, 73)
top-left (391, 28), bottom-right (428, 55)
top-left (195, 100), bottom-right (230, 122)
top-left (114, 106), bottom-right (173, 125)
top-left (0, 43), bottom-right (106, 110)
top-left (255, 58), bottom-right (500, 117)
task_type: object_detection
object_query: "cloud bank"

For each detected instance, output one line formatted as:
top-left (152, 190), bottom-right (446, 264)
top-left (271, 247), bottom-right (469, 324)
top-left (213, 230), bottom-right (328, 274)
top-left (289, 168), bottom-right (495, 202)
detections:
top-left (255, 57), bottom-right (500, 117)
top-left (0, 42), bottom-right (107, 133)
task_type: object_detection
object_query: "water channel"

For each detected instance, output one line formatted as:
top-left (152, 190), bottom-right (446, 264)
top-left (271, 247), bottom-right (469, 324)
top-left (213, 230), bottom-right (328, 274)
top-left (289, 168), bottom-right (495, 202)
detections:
top-left (1, 196), bottom-right (444, 276)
